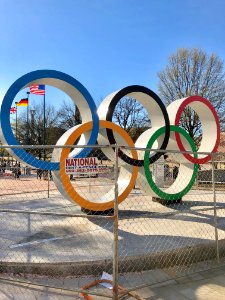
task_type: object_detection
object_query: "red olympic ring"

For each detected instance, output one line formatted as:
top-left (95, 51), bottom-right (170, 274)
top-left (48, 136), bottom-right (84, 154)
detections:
top-left (174, 96), bottom-right (220, 164)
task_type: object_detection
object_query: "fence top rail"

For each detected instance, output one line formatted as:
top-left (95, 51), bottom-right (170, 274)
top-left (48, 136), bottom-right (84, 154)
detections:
top-left (119, 145), bottom-right (220, 157)
top-left (0, 144), bottom-right (117, 149)
top-left (0, 144), bottom-right (222, 157)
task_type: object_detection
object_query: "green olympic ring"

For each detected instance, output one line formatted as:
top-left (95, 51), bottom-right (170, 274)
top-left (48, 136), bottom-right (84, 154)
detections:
top-left (144, 125), bottom-right (198, 201)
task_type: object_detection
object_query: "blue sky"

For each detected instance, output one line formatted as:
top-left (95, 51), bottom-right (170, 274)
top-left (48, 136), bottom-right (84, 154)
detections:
top-left (0, 0), bottom-right (225, 108)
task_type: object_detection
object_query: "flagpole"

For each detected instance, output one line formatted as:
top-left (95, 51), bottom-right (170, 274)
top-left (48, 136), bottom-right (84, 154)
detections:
top-left (15, 102), bottom-right (18, 139)
top-left (43, 92), bottom-right (46, 161)
top-left (26, 92), bottom-right (30, 144)
top-left (26, 92), bottom-right (30, 145)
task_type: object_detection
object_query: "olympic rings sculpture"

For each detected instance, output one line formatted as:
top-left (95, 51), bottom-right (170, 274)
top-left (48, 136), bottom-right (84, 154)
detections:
top-left (0, 70), bottom-right (221, 211)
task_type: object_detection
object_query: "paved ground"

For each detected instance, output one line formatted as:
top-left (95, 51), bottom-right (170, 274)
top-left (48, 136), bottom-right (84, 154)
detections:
top-left (136, 265), bottom-right (225, 300)
top-left (1, 264), bottom-right (225, 299)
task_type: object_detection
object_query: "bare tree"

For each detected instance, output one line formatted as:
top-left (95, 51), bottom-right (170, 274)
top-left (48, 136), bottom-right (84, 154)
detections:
top-left (16, 103), bottom-right (64, 159)
top-left (112, 97), bottom-right (151, 141)
top-left (57, 100), bottom-right (81, 130)
top-left (158, 48), bottom-right (225, 141)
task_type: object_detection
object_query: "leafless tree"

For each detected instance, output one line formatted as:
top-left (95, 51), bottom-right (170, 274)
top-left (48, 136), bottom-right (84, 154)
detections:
top-left (57, 100), bottom-right (81, 130)
top-left (112, 97), bottom-right (151, 141)
top-left (16, 103), bottom-right (63, 159)
top-left (157, 48), bottom-right (225, 142)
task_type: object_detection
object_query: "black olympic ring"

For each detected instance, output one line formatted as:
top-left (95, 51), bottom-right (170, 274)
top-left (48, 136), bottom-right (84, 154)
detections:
top-left (104, 85), bottom-right (170, 166)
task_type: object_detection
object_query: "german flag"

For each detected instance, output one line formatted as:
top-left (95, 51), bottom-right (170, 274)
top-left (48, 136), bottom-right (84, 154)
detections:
top-left (16, 98), bottom-right (28, 107)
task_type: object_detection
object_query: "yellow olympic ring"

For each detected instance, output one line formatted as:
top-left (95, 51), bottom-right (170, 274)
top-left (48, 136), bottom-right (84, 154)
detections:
top-left (59, 120), bottom-right (138, 211)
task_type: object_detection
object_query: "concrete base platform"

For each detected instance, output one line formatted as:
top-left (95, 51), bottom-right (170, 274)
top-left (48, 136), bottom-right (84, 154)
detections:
top-left (0, 240), bottom-right (224, 276)
top-left (0, 176), bottom-right (224, 276)
top-left (81, 207), bottom-right (114, 215)
top-left (152, 196), bottom-right (182, 205)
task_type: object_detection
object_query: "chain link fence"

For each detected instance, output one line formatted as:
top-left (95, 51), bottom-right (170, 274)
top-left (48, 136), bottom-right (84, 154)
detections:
top-left (0, 145), bottom-right (224, 299)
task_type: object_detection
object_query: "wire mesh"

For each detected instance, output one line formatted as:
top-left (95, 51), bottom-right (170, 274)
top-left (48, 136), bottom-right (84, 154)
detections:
top-left (0, 145), bottom-right (225, 299)
top-left (0, 145), bottom-right (116, 299)
top-left (116, 147), bottom-right (225, 298)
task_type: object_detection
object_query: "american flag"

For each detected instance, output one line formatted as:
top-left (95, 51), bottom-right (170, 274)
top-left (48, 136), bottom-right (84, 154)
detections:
top-left (10, 107), bottom-right (17, 114)
top-left (30, 84), bottom-right (45, 95)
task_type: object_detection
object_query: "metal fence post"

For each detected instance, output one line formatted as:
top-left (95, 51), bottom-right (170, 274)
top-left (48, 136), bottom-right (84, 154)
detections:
top-left (113, 145), bottom-right (119, 300)
top-left (212, 153), bottom-right (219, 263)
top-left (47, 170), bottom-right (50, 198)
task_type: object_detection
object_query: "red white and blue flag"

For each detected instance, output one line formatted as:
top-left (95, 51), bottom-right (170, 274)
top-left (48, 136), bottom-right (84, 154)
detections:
top-left (30, 84), bottom-right (45, 95)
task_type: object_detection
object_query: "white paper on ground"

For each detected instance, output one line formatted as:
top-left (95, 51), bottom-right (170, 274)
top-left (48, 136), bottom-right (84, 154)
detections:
top-left (99, 272), bottom-right (113, 289)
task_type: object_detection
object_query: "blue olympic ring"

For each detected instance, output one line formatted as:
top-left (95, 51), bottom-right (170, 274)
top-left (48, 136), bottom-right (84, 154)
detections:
top-left (0, 70), bottom-right (99, 170)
